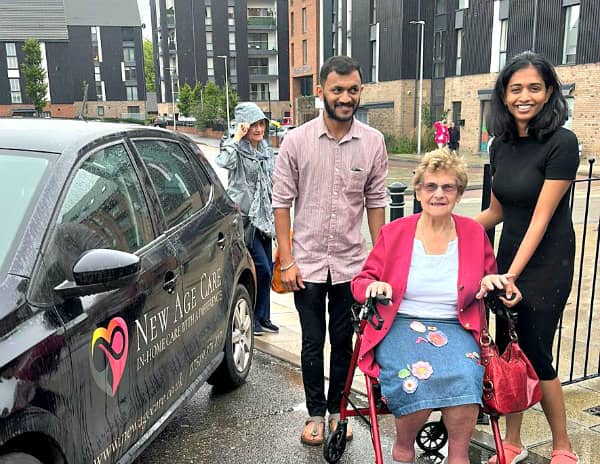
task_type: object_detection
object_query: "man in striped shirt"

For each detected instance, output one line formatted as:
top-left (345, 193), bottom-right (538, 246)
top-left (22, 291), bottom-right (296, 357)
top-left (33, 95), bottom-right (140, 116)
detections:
top-left (272, 55), bottom-right (388, 446)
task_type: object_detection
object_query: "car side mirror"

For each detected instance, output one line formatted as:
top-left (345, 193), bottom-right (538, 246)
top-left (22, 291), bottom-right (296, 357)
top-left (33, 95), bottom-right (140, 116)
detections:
top-left (54, 249), bottom-right (140, 299)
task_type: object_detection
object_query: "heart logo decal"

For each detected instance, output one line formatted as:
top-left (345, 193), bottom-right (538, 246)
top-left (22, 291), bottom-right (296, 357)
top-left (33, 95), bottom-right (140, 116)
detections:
top-left (90, 317), bottom-right (129, 396)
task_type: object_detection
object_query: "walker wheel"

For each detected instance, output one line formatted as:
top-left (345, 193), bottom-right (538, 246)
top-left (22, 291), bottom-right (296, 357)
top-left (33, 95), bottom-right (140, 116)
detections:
top-left (416, 421), bottom-right (448, 452)
top-left (323, 426), bottom-right (347, 463)
top-left (418, 450), bottom-right (445, 464)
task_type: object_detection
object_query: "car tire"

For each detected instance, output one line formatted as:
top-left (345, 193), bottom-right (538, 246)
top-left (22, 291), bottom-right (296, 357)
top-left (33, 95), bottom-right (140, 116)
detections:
top-left (0, 453), bottom-right (43, 464)
top-left (207, 284), bottom-right (254, 388)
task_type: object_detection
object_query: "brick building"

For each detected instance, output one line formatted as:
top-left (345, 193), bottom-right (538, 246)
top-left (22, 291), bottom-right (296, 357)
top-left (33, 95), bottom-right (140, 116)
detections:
top-left (291, 0), bottom-right (600, 155)
top-left (150, 0), bottom-right (290, 120)
top-left (0, 0), bottom-right (145, 119)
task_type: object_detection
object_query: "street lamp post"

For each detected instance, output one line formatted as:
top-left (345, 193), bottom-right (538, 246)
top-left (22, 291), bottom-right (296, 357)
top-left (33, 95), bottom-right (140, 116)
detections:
top-left (410, 20), bottom-right (425, 156)
top-left (170, 69), bottom-right (177, 130)
top-left (217, 55), bottom-right (231, 131)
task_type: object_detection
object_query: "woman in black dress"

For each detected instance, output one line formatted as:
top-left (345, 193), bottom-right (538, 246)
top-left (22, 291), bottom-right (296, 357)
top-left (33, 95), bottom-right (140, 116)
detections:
top-left (476, 52), bottom-right (580, 464)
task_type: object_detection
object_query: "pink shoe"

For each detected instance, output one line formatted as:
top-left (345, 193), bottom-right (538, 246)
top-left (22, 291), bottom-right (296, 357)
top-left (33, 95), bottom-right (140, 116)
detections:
top-left (550, 450), bottom-right (579, 464)
top-left (488, 443), bottom-right (528, 464)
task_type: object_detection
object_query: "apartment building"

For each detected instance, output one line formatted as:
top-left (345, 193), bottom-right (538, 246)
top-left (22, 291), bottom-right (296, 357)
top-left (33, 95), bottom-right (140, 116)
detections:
top-left (151, 0), bottom-right (290, 120)
top-left (291, 0), bottom-right (600, 155)
top-left (0, 0), bottom-right (145, 119)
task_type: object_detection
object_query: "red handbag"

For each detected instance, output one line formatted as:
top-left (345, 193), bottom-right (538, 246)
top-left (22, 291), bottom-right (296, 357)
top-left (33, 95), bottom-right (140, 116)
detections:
top-left (479, 300), bottom-right (543, 416)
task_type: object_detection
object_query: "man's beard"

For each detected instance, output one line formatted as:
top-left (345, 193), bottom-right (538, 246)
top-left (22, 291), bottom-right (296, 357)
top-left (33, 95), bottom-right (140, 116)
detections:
top-left (323, 95), bottom-right (359, 122)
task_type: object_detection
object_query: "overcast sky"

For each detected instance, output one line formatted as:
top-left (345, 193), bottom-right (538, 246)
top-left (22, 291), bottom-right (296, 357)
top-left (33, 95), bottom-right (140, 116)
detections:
top-left (137, 0), bottom-right (151, 40)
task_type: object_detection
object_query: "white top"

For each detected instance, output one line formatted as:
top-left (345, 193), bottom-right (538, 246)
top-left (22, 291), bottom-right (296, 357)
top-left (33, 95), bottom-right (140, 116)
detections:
top-left (397, 239), bottom-right (459, 319)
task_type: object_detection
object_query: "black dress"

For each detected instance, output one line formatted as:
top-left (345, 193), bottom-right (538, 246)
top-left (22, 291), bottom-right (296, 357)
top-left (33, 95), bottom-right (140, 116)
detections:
top-left (490, 127), bottom-right (579, 380)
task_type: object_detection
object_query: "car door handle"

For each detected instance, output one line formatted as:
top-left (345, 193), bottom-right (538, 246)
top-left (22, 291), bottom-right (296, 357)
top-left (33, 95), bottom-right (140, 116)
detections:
top-left (217, 234), bottom-right (226, 250)
top-left (163, 273), bottom-right (178, 294)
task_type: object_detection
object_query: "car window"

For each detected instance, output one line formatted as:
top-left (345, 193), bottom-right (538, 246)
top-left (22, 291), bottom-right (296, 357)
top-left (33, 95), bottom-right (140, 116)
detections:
top-left (0, 152), bottom-right (49, 275)
top-left (134, 140), bottom-right (206, 229)
top-left (30, 143), bottom-right (153, 302)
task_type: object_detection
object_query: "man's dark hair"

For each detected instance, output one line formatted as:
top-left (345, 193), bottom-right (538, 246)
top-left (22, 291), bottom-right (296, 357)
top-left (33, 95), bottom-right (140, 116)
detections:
top-left (319, 56), bottom-right (363, 86)
top-left (487, 51), bottom-right (568, 142)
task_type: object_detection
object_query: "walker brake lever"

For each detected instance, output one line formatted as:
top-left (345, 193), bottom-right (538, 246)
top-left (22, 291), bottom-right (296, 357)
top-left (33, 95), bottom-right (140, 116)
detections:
top-left (484, 290), bottom-right (519, 323)
top-left (365, 294), bottom-right (391, 330)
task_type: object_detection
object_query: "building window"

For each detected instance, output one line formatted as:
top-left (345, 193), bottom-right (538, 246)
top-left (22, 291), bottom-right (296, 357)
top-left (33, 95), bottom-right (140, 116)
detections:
top-left (229, 32), bottom-right (236, 51)
top-left (433, 31), bottom-right (446, 78)
top-left (228, 6), bottom-right (235, 26)
top-left (205, 7), bottom-right (212, 26)
top-left (124, 66), bottom-right (137, 81)
top-left (248, 58), bottom-right (268, 75)
top-left (6, 43), bottom-right (18, 70)
top-left (207, 57), bottom-right (214, 77)
top-left (248, 32), bottom-right (268, 50)
top-left (435, 0), bottom-right (446, 15)
top-left (291, 12), bottom-right (294, 36)
top-left (206, 32), bottom-right (213, 52)
top-left (302, 8), bottom-right (307, 33)
top-left (126, 86), bottom-right (138, 100)
top-left (291, 42), bottom-right (295, 67)
top-left (249, 83), bottom-right (269, 101)
top-left (302, 40), bottom-right (307, 65)
top-left (230, 57), bottom-right (237, 77)
top-left (96, 82), bottom-right (104, 101)
top-left (458, 0), bottom-right (469, 9)
top-left (499, 19), bottom-right (508, 69)
top-left (127, 106), bottom-right (140, 113)
top-left (91, 26), bottom-right (102, 62)
top-left (562, 4), bottom-right (579, 65)
top-left (456, 29), bottom-right (463, 76)
top-left (94, 63), bottom-right (101, 82)
top-left (9, 78), bottom-right (22, 103)
top-left (370, 40), bottom-right (377, 82)
top-left (123, 46), bottom-right (135, 62)
top-left (97, 106), bottom-right (104, 116)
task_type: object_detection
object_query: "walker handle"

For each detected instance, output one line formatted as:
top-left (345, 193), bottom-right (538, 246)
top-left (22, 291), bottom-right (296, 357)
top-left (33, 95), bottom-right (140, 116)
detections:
top-left (364, 294), bottom-right (391, 330)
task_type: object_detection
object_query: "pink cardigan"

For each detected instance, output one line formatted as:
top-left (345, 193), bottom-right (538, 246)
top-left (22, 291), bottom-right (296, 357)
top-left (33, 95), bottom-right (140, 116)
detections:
top-left (351, 213), bottom-right (497, 378)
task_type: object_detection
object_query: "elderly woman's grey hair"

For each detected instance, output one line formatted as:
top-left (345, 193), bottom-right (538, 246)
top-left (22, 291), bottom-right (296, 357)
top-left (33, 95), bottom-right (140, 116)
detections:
top-left (413, 148), bottom-right (468, 194)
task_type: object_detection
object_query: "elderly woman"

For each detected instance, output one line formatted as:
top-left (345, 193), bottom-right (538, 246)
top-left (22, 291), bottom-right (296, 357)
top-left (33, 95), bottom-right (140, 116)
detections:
top-left (351, 149), bottom-right (521, 464)
top-left (216, 102), bottom-right (278, 336)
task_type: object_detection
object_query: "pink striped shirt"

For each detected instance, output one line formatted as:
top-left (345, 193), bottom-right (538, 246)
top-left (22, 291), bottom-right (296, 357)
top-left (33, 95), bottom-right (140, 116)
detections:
top-left (272, 115), bottom-right (388, 284)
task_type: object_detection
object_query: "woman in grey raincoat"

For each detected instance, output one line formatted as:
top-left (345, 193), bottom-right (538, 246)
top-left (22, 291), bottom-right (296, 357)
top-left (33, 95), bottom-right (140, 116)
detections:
top-left (216, 102), bottom-right (278, 336)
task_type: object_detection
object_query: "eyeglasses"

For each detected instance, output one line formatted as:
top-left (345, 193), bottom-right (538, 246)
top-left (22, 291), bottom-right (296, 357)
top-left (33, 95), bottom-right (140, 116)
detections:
top-left (420, 182), bottom-right (458, 194)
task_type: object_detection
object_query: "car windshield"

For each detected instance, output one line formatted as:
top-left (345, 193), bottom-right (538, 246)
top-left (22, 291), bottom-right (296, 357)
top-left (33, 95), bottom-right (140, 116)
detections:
top-left (0, 152), bottom-right (50, 274)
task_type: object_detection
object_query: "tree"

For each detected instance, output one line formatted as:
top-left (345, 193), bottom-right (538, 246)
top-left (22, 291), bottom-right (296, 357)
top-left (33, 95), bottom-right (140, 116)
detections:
top-left (143, 40), bottom-right (155, 92)
top-left (177, 83), bottom-right (193, 116)
top-left (21, 39), bottom-right (48, 115)
top-left (192, 82), bottom-right (239, 130)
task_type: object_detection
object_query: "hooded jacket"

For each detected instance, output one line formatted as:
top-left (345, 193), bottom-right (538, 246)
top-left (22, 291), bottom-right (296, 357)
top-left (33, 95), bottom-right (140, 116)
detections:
top-left (216, 102), bottom-right (275, 237)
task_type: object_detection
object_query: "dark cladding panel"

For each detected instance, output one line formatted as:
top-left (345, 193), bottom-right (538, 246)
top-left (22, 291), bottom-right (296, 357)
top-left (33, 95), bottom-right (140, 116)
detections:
top-left (462, 0), bottom-right (494, 75)
top-left (277, 0), bottom-right (289, 100)
top-left (174, 0), bottom-right (202, 86)
top-left (445, 2), bottom-right (457, 76)
top-left (534, 0), bottom-right (563, 64)
top-left (66, 26), bottom-right (96, 102)
top-left (399, 0), bottom-right (435, 81)
top-left (322, 0), bottom-right (334, 61)
top-left (506, 0), bottom-right (534, 59)
top-left (233, 0), bottom-right (248, 100)
top-left (576, 0), bottom-right (600, 64)
top-left (377, 0), bottom-right (405, 82)
top-left (0, 44), bottom-right (9, 104)
top-left (351, 0), bottom-right (370, 82)
top-left (46, 42), bottom-right (74, 104)
top-left (100, 27), bottom-right (127, 101)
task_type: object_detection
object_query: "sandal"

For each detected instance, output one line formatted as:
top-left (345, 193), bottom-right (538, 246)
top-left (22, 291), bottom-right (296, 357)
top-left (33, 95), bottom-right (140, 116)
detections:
top-left (300, 416), bottom-right (325, 446)
top-left (488, 443), bottom-right (528, 464)
top-left (328, 413), bottom-right (353, 441)
top-left (551, 450), bottom-right (579, 463)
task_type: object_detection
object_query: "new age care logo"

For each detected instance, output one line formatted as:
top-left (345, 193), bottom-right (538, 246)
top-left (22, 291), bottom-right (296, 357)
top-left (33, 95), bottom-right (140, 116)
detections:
top-left (90, 317), bottom-right (129, 396)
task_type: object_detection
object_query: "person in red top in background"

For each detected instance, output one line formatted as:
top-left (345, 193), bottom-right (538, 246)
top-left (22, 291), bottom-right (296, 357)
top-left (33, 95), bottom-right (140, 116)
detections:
top-left (434, 119), bottom-right (450, 148)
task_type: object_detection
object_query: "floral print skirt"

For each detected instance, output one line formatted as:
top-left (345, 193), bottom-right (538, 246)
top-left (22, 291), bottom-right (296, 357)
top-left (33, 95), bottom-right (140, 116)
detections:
top-left (374, 314), bottom-right (483, 417)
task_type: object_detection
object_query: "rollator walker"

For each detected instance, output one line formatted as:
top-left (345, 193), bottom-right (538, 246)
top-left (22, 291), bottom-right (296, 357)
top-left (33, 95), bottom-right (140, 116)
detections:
top-left (323, 294), bottom-right (509, 464)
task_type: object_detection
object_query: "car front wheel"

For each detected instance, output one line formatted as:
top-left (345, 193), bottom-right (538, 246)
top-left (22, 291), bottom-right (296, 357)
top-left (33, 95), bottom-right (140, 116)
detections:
top-left (207, 284), bottom-right (254, 388)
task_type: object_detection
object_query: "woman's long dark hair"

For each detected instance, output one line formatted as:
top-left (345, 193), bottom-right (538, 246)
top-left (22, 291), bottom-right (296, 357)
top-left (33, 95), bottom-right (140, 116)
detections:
top-left (487, 51), bottom-right (568, 142)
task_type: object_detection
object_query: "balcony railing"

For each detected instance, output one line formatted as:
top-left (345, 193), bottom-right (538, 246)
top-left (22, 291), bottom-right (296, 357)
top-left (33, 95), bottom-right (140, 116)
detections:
top-left (248, 16), bottom-right (275, 26)
top-left (249, 66), bottom-right (270, 75)
top-left (248, 41), bottom-right (269, 50)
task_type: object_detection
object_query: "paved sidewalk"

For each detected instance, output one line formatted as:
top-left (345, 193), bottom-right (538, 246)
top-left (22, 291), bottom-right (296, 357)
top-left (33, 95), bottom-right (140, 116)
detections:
top-left (256, 292), bottom-right (600, 464)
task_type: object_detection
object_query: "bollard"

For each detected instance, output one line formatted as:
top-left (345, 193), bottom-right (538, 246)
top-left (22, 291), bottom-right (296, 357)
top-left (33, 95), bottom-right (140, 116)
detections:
top-left (388, 182), bottom-right (407, 222)
top-left (413, 195), bottom-right (422, 214)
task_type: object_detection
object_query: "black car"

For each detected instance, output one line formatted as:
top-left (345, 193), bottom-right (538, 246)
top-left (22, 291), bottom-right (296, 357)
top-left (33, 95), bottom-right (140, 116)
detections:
top-left (152, 116), bottom-right (168, 128)
top-left (0, 119), bottom-right (256, 464)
